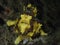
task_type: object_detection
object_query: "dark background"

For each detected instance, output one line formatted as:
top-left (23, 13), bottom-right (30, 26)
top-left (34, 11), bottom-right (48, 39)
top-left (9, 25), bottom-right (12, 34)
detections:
top-left (0, 0), bottom-right (60, 45)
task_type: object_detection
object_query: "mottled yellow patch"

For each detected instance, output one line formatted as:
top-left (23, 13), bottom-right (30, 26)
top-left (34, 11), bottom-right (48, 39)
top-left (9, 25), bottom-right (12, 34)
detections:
top-left (6, 4), bottom-right (47, 45)
top-left (27, 32), bottom-right (34, 37)
top-left (33, 7), bottom-right (37, 16)
top-left (14, 35), bottom-right (23, 45)
top-left (27, 4), bottom-right (32, 8)
top-left (33, 21), bottom-right (42, 33)
top-left (27, 4), bottom-right (37, 17)
top-left (6, 19), bottom-right (18, 26)
top-left (40, 30), bottom-right (48, 36)
top-left (20, 14), bottom-right (32, 24)
top-left (18, 14), bottom-right (32, 34)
